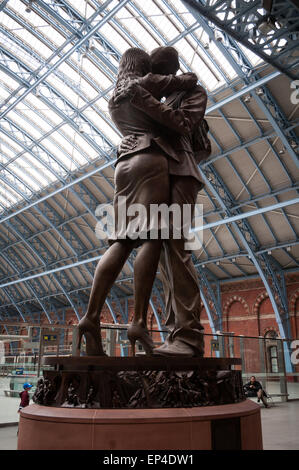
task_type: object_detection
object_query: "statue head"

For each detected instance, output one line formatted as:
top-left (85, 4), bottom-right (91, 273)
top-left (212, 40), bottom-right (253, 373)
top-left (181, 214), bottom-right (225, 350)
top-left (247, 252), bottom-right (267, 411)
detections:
top-left (117, 47), bottom-right (152, 81)
top-left (150, 46), bottom-right (180, 75)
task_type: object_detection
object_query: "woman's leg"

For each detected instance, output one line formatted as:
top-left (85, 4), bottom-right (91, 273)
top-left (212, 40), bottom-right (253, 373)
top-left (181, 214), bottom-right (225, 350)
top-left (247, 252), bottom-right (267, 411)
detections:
top-left (128, 239), bottom-right (163, 355)
top-left (86, 241), bottom-right (134, 321)
top-left (134, 239), bottom-right (163, 325)
top-left (77, 241), bottom-right (134, 355)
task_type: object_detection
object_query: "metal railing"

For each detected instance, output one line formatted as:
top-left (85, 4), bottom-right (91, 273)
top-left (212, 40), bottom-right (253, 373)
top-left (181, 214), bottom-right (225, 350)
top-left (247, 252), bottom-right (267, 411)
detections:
top-left (1, 326), bottom-right (298, 401)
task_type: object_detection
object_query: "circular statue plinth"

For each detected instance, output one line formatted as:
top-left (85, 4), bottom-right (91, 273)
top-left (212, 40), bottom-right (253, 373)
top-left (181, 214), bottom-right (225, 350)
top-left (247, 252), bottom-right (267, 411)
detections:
top-left (18, 400), bottom-right (262, 450)
top-left (18, 356), bottom-right (262, 449)
top-left (33, 356), bottom-right (245, 409)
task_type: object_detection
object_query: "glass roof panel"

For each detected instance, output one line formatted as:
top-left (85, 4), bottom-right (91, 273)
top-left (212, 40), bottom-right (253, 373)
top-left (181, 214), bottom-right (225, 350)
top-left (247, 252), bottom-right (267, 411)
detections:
top-left (7, 109), bottom-right (43, 140)
top-left (0, 131), bottom-right (23, 155)
top-left (18, 106), bottom-right (53, 134)
top-left (13, 153), bottom-right (58, 185)
top-left (7, 158), bottom-right (42, 192)
top-left (43, 131), bottom-right (87, 169)
top-left (1, 167), bottom-right (33, 196)
top-left (0, 0), bottom-right (269, 214)
top-left (0, 182), bottom-right (22, 206)
top-left (26, 96), bottom-right (64, 126)
top-left (0, 144), bottom-right (14, 163)
top-left (110, 16), bottom-right (159, 52)
top-left (0, 71), bottom-right (19, 97)
top-left (60, 123), bottom-right (97, 158)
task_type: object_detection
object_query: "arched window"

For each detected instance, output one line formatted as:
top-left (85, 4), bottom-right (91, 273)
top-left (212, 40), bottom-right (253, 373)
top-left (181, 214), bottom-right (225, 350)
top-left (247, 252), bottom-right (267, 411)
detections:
top-left (269, 345), bottom-right (279, 373)
top-left (265, 330), bottom-right (278, 373)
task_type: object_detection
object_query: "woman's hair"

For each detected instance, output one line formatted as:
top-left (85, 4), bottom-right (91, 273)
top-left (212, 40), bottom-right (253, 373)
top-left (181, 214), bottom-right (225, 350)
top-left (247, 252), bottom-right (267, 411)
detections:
top-left (117, 48), bottom-right (152, 83)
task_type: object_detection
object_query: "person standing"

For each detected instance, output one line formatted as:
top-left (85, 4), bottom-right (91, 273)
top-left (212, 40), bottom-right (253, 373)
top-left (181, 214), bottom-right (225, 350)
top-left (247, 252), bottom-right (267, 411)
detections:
top-left (18, 382), bottom-right (33, 412)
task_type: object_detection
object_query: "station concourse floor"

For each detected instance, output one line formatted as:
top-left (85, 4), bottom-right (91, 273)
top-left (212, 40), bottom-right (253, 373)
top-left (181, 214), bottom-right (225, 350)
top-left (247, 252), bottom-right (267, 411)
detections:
top-left (0, 395), bottom-right (299, 450)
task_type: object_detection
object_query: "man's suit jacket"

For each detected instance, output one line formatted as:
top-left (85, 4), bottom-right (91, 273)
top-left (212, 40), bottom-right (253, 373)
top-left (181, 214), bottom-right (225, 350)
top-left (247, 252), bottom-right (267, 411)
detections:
top-left (109, 72), bottom-right (197, 164)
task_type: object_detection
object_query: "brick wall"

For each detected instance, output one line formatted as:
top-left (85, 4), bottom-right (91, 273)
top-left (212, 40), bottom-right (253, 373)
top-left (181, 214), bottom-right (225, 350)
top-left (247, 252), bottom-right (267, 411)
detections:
top-left (215, 273), bottom-right (299, 339)
top-left (21, 273), bottom-right (299, 340)
top-left (3, 273), bottom-right (298, 356)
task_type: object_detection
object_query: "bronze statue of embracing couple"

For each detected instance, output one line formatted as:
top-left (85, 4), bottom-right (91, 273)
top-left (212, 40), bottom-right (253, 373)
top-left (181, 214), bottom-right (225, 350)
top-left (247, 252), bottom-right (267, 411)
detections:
top-left (76, 46), bottom-right (208, 358)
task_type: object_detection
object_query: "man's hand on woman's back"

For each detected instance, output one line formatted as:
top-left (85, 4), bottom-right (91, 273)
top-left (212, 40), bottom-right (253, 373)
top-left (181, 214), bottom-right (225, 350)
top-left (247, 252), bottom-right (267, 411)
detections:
top-left (118, 135), bottom-right (138, 154)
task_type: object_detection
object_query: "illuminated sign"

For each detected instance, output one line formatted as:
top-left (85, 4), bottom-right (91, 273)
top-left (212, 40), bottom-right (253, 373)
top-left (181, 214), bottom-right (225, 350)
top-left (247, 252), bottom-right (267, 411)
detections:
top-left (43, 335), bottom-right (57, 342)
top-left (211, 339), bottom-right (220, 351)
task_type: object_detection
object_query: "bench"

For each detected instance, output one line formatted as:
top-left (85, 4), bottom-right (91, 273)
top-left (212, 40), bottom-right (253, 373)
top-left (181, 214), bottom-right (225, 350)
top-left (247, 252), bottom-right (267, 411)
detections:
top-left (267, 393), bottom-right (289, 402)
top-left (249, 393), bottom-right (289, 408)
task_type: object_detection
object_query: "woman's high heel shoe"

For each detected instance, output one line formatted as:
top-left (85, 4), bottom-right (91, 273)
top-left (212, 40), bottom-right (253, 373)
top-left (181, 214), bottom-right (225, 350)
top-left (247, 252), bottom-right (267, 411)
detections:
top-left (76, 317), bottom-right (106, 356)
top-left (127, 324), bottom-right (154, 356)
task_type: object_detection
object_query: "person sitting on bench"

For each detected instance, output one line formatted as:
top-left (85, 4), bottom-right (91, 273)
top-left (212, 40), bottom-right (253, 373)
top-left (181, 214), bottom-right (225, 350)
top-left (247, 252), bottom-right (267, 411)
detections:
top-left (244, 376), bottom-right (268, 408)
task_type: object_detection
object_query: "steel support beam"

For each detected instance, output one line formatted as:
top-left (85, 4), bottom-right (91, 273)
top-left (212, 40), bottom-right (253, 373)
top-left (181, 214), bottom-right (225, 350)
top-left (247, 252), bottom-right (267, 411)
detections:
top-left (193, 198), bottom-right (299, 232)
top-left (1, 194), bottom-right (297, 290)
top-left (0, 0), bottom-right (130, 119)
top-left (182, 0), bottom-right (299, 80)
top-left (198, 266), bottom-right (223, 333)
top-left (199, 166), bottom-right (294, 370)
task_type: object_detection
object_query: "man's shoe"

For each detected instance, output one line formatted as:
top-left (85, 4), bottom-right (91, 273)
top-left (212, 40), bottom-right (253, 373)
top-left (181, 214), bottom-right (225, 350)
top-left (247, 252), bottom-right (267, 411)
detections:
top-left (153, 340), bottom-right (197, 357)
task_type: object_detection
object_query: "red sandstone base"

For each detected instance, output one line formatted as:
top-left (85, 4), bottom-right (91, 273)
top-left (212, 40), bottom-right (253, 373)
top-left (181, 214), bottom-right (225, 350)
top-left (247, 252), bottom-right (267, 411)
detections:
top-left (18, 400), bottom-right (262, 450)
